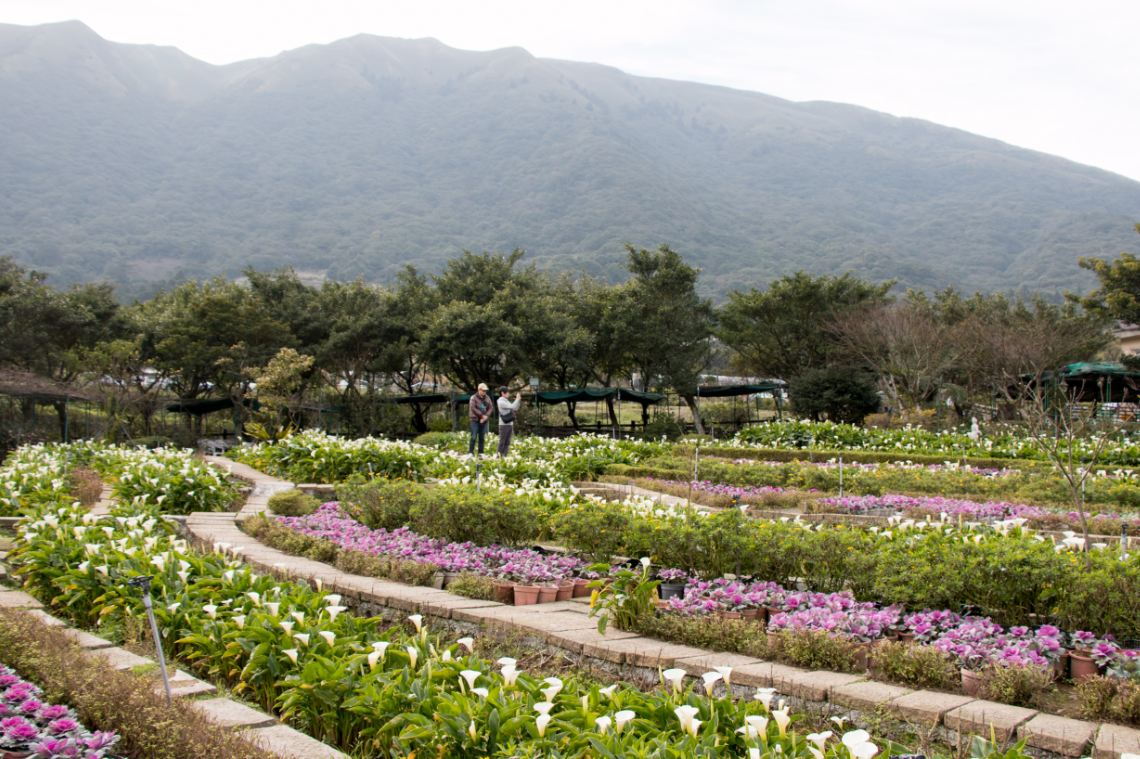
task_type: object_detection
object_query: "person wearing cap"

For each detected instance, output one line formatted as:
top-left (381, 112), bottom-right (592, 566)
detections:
top-left (496, 385), bottom-right (522, 457)
top-left (468, 383), bottom-right (494, 455)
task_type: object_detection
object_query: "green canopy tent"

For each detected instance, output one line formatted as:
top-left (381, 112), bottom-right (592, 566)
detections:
top-left (385, 393), bottom-right (449, 433)
top-left (1021, 362), bottom-right (1140, 417)
top-left (690, 381), bottom-right (788, 432)
top-left (534, 387), bottom-right (665, 430)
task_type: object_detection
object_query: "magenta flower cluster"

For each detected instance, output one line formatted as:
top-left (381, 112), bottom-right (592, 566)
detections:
top-left (932, 619), bottom-right (1063, 670)
top-left (817, 493), bottom-right (1140, 529)
top-left (0, 664), bottom-right (120, 757)
top-left (768, 603), bottom-right (902, 643)
top-left (278, 503), bottom-right (584, 584)
top-left (665, 577), bottom-right (783, 615)
top-left (648, 478), bottom-right (807, 500)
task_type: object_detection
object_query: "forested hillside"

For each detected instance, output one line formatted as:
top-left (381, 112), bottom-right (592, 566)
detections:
top-left (2, 20), bottom-right (1139, 297)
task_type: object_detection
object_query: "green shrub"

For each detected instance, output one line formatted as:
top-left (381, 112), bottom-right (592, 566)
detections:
top-left (267, 488), bottom-right (320, 516)
top-left (447, 572), bottom-right (495, 600)
top-left (409, 486), bottom-right (545, 546)
top-left (980, 664), bottom-right (1053, 708)
top-left (553, 499), bottom-right (633, 563)
top-left (412, 431), bottom-right (457, 448)
top-left (870, 641), bottom-right (960, 690)
top-left (643, 416), bottom-right (684, 441)
top-left (634, 613), bottom-right (769, 659)
top-left (1055, 551), bottom-right (1140, 637)
top-left (336, 476), bottom-right (423, 530)
top-left (334, 549), bottom-right (392, 578)
top-left (1076, 676), bottom-right (1140, 725)
top-left (777, 630), bottom-right (859, 672)
top-left (788, 365), bottom-right (880, 424)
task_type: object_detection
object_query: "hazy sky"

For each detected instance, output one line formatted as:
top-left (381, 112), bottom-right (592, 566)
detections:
top-left (5, 0), bottom-right (1140, 181)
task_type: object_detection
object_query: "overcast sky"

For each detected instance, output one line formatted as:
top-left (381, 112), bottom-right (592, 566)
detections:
top-left (5, 0), bottom-right (1140, 182)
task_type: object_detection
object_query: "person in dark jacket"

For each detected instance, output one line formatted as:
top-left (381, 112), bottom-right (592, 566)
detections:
top-left (468, 382), bottom-right (493, 455)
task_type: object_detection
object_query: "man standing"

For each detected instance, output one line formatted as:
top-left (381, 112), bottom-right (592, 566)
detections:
top-left (496, 386), bottom-right (522, 457)
top-left (468, 383), bottom-right (493, 455)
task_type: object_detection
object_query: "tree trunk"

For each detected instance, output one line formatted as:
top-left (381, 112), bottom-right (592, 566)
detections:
top-left (605, 396), bottom-right (618, 428)
top-left (682, 394), bottom-right (705, 435)
top-left (411, 402), bottom-right (428, 434)
top-left (567, 401), bottom-right (579, 429)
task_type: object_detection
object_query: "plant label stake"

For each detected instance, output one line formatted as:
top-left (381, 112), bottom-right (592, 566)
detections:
top-left (1123, 525), bottom-right (1129, 560)
top-left (475, 450), bottom-right (482, 491)
top-left (128, 575), bottom-right (173, 705)
top-left (838, 455), bottom-right (844, 498)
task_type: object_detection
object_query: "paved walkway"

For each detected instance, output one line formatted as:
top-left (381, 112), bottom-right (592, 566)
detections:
top-left (173, 459), bottom-right (1140, 758)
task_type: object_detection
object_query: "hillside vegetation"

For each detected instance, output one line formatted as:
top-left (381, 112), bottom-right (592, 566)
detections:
top-left (2, 20), bottom-right (1140, 297)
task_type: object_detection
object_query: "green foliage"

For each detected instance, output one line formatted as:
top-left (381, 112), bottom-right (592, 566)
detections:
top-left (718, 272), bottom-right (892, 379)
top-left (408, 485), bottom-right (546, 547)
top-left (789, 366), bottom-right (881, 424)
top-left (1077, 676), bottom-right (1140, 725)
top-left (552, 499), bottom-right (633, 564)
top-left (267, 488), bottom-right (320, 516)
top-left (870, 641), bottom-right (961, 690)
top-left (336, 476), bottom-right (423, 530)
top-left (634, 613), bottom-right (770, 658)
top-left (980, 664), bottom-right (1053, 708)
top-left (776, 630), bottom-right (860, 672)
top-left (588, 559), bottom-right (659, 634)
top-left (1052, 549), bottom-right (1140, 636)
top-left (446, 572), bottom-right (496, 600)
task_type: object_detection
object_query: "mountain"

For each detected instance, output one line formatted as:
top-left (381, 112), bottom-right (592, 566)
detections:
top-left (2, 20), bottom-right (1139, 298)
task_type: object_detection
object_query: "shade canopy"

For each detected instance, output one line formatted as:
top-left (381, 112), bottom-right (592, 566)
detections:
top-left (692, 382), bottom-right (786, 398)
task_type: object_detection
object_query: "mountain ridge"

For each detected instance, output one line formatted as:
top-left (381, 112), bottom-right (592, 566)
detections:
top-left (1, 20), bottom-right (1138, 298)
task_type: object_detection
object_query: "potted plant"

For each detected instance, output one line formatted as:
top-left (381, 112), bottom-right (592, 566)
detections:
top-left (656, 568), bottom-right (688, 600)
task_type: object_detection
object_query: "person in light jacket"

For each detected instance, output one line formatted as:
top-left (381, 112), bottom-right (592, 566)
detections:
top-left (468, 383), bottom-right (493, 455)
top-left (496, 385), bottom-right (522, 457)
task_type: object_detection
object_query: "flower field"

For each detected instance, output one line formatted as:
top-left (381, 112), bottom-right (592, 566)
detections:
top-left (5, 421), bottom-right (1140, 750)
top-left (4, 494), bottom-right (918, 757)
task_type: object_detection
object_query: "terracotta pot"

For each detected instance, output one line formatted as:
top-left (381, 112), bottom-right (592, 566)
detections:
top-left (960, 667), bottom-right (983, 697)
top-left (513, 584), bottom-right (540, 605)
top-left (555, 580), bottom-right (574, 602)
top-left (659, 582), bottom-right (686, 600)
top-left (717, 610), bottom-right (743, 620)
top-left (898, 632), bottom-right (916, 643)
top-left (537, 585), bottom-right (558, 603)
top-left (1, 751), bottom-right (32, 759)
top-left (492, 580), bottom-right (515, 605)
top-left (741, 608), bottom-right (763, 622)
top-left (1069, 651), bottom-right (1099, 682)
top-left (572, 578), bottom-right (592, 598)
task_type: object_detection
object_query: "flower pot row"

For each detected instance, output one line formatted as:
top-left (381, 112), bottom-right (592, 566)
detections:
top-left (491, 578), bottom-right (593, 605)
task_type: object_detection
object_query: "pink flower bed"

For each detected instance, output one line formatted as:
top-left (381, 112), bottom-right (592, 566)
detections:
top-left (0, 663), bottom-right (121, 757)
top-left (278, 503), bottom-right (584, 583)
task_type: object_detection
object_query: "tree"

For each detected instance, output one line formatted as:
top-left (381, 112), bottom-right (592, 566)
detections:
top-left (789, 365), bottom-right (881, 423)
top-left (622, 245), bottom-right (715, 433)
top-left (138, 279), bottom-right (291, 432)
top-left (835, 296), bottom-right (958, 411)
top-left (718, 272), bottom-right (893, 381)
top-left (422, 250), bottom-right (542, 391)
top-left (1078, 223), bottom-right (1140, 324)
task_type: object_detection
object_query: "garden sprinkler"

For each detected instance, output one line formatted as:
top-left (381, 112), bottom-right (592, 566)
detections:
top-left (127, 575), bottom-right (173, 705)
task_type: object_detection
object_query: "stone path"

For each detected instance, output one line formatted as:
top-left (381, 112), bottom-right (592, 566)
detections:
top-left (172, 459), bottom-right (1140, 759)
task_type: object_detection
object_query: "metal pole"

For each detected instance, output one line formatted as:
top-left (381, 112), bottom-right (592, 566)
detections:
top-left (129, 576), bottom-right (172, 705)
